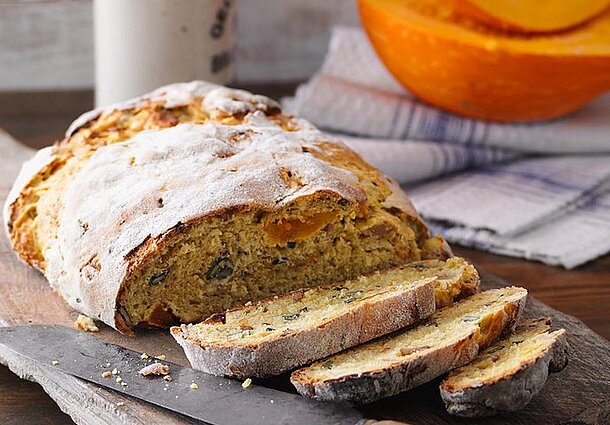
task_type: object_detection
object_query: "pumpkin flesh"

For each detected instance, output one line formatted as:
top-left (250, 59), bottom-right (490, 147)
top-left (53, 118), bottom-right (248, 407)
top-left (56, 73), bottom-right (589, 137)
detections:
top-left (358, 0), bottom-right (610, 122)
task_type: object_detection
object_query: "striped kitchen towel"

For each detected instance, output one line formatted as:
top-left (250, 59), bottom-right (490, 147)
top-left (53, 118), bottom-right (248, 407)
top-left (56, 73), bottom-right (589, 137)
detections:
top-left (410, 157), bottom-right (610, 268)
top-left (284, 26), bottom-right (610, 268)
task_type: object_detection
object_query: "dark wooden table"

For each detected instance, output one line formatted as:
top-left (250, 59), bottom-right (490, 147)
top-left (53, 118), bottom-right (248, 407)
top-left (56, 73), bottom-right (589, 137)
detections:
top-left (0, 88), bottom-right (608, 424)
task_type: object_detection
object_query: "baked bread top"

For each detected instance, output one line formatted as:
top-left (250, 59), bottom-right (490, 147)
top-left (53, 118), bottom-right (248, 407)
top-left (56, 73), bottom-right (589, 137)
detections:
top-left (5, 81), bottom-right (424, 270)
top-left (4, 81), bottom-right (435, 332)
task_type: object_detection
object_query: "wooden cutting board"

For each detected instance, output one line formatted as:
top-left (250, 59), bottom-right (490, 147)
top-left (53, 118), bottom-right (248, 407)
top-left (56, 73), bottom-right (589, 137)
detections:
top-left (1, 131), bottom-right (609, 425)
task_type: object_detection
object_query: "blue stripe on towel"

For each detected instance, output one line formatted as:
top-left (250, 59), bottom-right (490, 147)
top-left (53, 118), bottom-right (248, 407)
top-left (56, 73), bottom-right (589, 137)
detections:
top-left (402, 101), bottom-right (416, 140)
top-left (389, 98), bottom-right (403, 138)
top-left (478, 168), bottom-right (586, 193)
top-left (432, 112), bottom-right (450, 142)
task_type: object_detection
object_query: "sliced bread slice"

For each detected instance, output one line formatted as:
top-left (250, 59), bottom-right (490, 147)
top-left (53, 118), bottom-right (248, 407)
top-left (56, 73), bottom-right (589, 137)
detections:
top-left (290, 287), bottom-right (527, 403)
top-left (440, 317), bottom-right (568, 418)
top-left (171, 257), bottom-right (479, 378)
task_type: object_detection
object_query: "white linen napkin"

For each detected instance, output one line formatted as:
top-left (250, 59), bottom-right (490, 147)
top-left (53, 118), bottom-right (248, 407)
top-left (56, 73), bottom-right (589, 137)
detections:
top-left (284, 26), bottom-right (610, 268)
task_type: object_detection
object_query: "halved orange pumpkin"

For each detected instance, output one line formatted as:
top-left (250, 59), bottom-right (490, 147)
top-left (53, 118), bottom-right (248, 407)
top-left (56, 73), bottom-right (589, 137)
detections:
top-left (359, 0), bottom-right (610, 122)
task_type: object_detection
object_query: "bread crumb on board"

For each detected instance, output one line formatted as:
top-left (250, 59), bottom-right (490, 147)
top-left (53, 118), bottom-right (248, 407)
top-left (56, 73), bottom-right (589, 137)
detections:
top-left (155, 354), bottom-right (166, 361)
top-left (190, 382), bottom-right (199, 389)
top-left (139, 363), bottom-right (170, 376)
top-left (140, 352), bottom-right (149, 360)
top-left (51, 360), bottom-right (59, 365)
top-left (74, 314), bottom-right (99, 332)
top-left (116, 401), bottom-right (124, 407)
top-left (242, 378), bottom-right (252, 389)
top-left (101, 371), bottom-right (112, 378)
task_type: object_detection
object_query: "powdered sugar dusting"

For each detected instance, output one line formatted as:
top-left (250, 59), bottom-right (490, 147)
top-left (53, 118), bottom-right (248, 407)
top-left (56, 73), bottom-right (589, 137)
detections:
top-left (203, 87), bottom-right (279, 117)
top-left (65, 81), bottom-right (279, 137)
top-left (46, 121), bottom-right (366, 327)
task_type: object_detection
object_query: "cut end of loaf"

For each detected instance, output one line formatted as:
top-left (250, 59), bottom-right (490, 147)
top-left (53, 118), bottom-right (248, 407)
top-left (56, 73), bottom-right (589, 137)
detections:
top-left (116, 191), bottom-right (430, 330)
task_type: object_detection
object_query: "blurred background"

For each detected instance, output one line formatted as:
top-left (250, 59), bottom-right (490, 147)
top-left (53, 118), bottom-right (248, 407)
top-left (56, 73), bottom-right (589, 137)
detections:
top-left (0, 1), bottom-right (609, 422)
top-left (0, 1), bottom-right (353, 91)
top-left (0, 0), bottom-right (357, 146)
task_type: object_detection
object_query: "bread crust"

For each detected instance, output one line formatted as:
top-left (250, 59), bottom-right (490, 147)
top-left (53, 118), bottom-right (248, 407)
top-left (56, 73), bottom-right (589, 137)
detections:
top-left (172, 277), bottom-right (435, 379)
top-left (3, 146), bottom-right (57, 269)
top-left (440, 319), bottom-right (568, 417)
top-left (441, 350), bottom-right (554, 417)
top-left (290, 288), bottom-right (526, 403)
top-left (292, 330), bottom-right (480, 403)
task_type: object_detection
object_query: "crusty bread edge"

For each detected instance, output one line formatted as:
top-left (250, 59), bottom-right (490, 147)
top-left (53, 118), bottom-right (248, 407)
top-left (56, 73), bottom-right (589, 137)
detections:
top-left (290, 288), bottom-right (527, 403)
top-left (171, 278), bottom-right (436, 379)
top-left (3, 146), bottom-right (56, 269)
top-left (439, 328), bottom-right (568, 418)
top-left (291, 328), bottom-right (481, 403)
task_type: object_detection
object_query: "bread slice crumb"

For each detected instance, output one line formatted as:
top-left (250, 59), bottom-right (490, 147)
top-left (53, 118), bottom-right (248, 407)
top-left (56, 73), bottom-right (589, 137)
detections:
top-left (190, 382), bottom-right (199, 389)
top-left (172, 257), bottom-right (479, 379)
top-left (75, 314), bottom-right (99, 332)
top-left (139, 363), bottom-right (170, 376)
top-left (242, 378), bottom-right (252, 389)
top-left (291, 287), bottom-right (527, 403)
top-left (101, 371), bottom-right (112, 378)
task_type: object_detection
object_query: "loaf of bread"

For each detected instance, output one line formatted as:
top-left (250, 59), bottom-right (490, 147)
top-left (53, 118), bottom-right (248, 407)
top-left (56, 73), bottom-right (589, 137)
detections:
top-left (172, 257), bottom-right (479, 378)
top-left (290, 287), bottom-right (527, 403)
top-left (3, 81), bottom-right (448, 333)
top-left (440, 317), bottom-right (568, 417)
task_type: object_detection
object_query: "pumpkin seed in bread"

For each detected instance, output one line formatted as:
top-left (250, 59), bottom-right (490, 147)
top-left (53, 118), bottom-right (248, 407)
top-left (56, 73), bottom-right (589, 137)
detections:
top-left (290, 287), bottom-right (527, 403)
top-left (440, 317), bottom-right (568, 418)
top-left (172, 257), bottom-right (479, 378)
